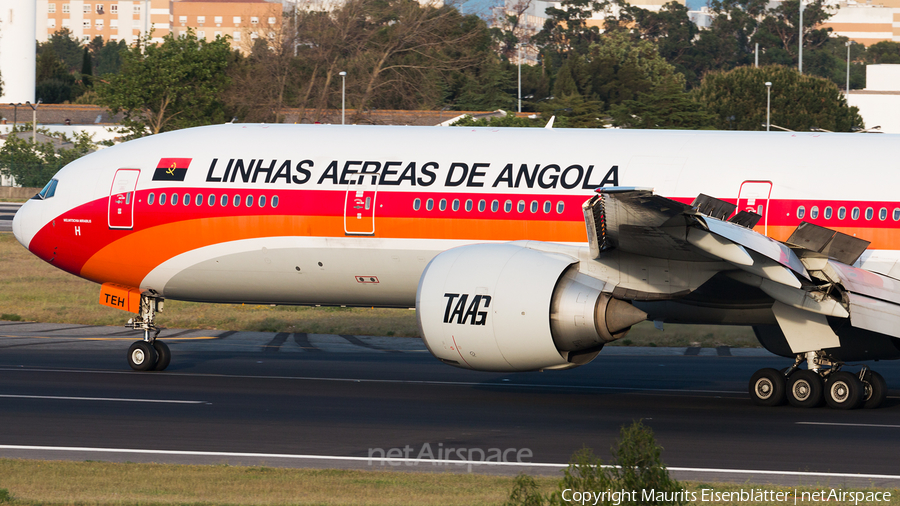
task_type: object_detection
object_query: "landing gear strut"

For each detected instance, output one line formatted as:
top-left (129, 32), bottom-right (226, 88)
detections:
top-left (125, 294), bottom-right (170, 371)
top-left (749, 351), bottom-right (886, 409)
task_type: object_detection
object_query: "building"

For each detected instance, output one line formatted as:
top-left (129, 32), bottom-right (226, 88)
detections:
top-left (34, 0), bottom-right (282, 50)
top-left (171, 0), bottom-right (282, 48)
top-left (846, 64), bottom-right (900, 133)
top-left (821, 0), bottom-right (900, 46)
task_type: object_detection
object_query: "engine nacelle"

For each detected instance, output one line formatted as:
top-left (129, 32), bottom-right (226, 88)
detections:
top-left (416, 243), bottom-right (647, 371)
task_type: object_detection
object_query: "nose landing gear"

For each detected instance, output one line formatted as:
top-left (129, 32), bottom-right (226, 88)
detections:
top-left (749, 351), bottom-right (886, 409)
top-left (125, 294), bottom-right (170, 371)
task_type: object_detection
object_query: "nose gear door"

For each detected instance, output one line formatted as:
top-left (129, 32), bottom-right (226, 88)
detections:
top-left (109, 168), bottom-right (140, 230)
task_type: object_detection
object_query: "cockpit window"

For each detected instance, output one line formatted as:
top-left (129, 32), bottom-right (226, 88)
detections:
top-left (36, 179), bottom-right (59, 199)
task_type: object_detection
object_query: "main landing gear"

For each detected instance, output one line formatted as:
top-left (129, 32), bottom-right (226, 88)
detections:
top-left (125, 295), bottom-right (170, 372)
top-left (749, 351), bottom-right (887, 409)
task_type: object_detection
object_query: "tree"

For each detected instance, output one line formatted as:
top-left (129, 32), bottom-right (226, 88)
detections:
top-left (94, 39), bottom-right (128, 76)
top-left (80, 47), bottom-right (93, 87)
top-left (97, 31), bottom-right (232, 138)
top-left (610, 79), bottom-right (714, 128)
top-left (450, 112), bottom-right (540, 126)
top-left (35, 48), bottom-right (75, 103)
top-left (41, 28), bottom-right (83, 72)
top-left (865, 41), bottom-right (900, 64)
top-left (0, 130), bottom-right (97, 187)
top-left (693, 65), bottom-right (863, 131)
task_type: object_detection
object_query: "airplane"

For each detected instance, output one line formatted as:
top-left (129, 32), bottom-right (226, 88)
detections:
top-left (11, 124), bottom-right (900, 410)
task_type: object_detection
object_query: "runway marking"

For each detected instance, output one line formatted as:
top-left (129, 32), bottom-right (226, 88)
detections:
top-left (0, 445), bottom-right (898, 481)
top-left (0, 394), bottom-right (205, 404)
top-left (796, 422), bottom-right (900, 429)
top-left (0, 366), bottom-right (745, 395)
top-left (0, 335), bottom-right (220, 341)
top-left (294, 333), bottom-right (321, 353)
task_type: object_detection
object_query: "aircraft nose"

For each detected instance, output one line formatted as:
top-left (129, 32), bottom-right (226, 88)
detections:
top-left (12, 200), bottom-right (37, 249)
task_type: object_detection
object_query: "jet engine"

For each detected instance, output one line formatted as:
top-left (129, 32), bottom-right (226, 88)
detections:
top-left (416, 243), bottom-right (647, 371)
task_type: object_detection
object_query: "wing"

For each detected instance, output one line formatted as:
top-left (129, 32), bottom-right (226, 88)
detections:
top-left (583, 187), bottom-right (900, 355)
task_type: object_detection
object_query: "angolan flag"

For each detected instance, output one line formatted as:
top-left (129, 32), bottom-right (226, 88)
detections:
top-left (152, 158), bottom-right (192, 181)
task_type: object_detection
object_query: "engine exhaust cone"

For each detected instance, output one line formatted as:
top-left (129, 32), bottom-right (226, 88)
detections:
top-left (606, 297), bottom-right (648, 334)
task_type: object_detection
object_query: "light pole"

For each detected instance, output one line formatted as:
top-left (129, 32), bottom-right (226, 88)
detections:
top-left (798, 0), bottom-right (804, 74)
top-left (755, 43), bottom-right (759, 68)
top-left (9, 103), bottom-right (21, 129)
top-left (846, 40), bottom-right (855, 94)
top-left (339, 71), bottom-right (347, 125)
top-left (765, 82), bottom-right (772, 132)
top-left (25, 100), bottom-right (41, 144)
top-left (517, 42), bottom-right (522, 113)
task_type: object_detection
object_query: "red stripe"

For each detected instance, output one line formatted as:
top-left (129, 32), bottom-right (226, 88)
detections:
top-left (157, 158), bottom-right (192, 169)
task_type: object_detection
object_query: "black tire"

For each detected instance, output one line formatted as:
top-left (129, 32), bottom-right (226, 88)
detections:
top-left (861, 370), bottom-right (887, 409)
top-left (824, 371), bottom-right (863, 410)
top-left (152, 341), bottom-right (171, 371)
top-left (749, 368), bottom-right (786, 406)
top-left (128, 341), bottom-right (158, 371)
top-left (787, 370), bottom-right (824, 408)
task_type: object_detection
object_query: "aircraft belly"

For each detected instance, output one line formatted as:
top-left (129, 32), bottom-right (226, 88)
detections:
top-left (160, 247), bottom-right (433, 307)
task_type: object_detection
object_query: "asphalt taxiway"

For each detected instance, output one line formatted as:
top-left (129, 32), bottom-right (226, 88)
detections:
top-left (0, 202), bottom-right (22, 233)
top-left (1, 321), bottom-right (899, 486)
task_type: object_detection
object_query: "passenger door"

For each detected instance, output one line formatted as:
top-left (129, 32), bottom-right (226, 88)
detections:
top-left (736, 180), bottom-right (773, 235)
top-left (108, 168), bottom-right (140, 230)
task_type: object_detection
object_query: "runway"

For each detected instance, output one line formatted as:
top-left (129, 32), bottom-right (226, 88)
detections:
top-left (1, 321), bottom-right (900, 486)
top-left (0, 202), bottom-right (22, 233)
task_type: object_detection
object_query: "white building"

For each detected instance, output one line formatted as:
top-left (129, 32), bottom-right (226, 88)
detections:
top-left (846, 64), bottom-right (900, 133)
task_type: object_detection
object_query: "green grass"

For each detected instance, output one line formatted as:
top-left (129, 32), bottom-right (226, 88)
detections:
top-left (0, 459), bottom-right (896, 506)
top-left (0, 232), bottom-right (761, 346)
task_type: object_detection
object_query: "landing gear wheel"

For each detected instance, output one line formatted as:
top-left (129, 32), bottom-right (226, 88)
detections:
top-left (749, 368), bottom-right (786, 406)
top-left (824, 371), bottom-right (863, 410)
top-left (152, 341), bottom-right (171, 371)
top-left (861, 370), bottom-right (887, 409)
top-left (787, 370), bottom-right (824, 408)
top-left (128, 341), bottom-right (158, 371)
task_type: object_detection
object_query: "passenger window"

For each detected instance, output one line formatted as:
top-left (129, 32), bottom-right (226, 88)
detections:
top-left (894, 208), bottom-right (900, 221)
top-left (450, 199), bottom-right (459, 211)
top-left (148, 192), bottom-right (155, 205)
top-left (208, 194), bottom-right (216, 206)
top-left (439, 199), bottom-right (447, 211)
top-left (465, 199), bottom-right (473, 212)
top-left (183, 193), bottom-right (191, 206)
top-left (171, 193), bottom-right (178, 206)
top-left (810, 206), bottom-right (818, 219)
top-left (824, 206), bottom-right (832, 219)
top-left (865, 207), bottom-right (874, 220)
top-left (246, 195), bottom-right (254, 207)
top-left (220, 194), bottom-right (228, 207)
top-left (517, 200), bottom-right (525, 213)
top-left (258, 195), bottom-right (266, 207)
top-left (233, 195), bottom-right (241, 207)
top-left (796, 206), bottom-right (805, 219)
top-left (426, 199), bottom-right (434, 211)
top-left (530, 201), bottom-right (538, 213)
top-left (543, 201), bottom-right (551, 214)
top-left (851, 207), bottom-right (860, 220)
top-left (838, 207), bottom-right (846, 220)
top-left (504, 200), bottom-right (512, 213)
top-left (413, 198), bottom-right (421, 211)
top-left (491, 200), bottom-right (499, 212)
top-left (557, 201), bottom-right (565, 214)
top-left (879, 208), bottom-right (887, 221)
top-left (478, 199), bottom-right (486, 212)
top-left (195, 194), bottom-right (203, 206)
top-left (160, 193), bottom-right (167, 205)
top-left (271, 196), bottom-right (279, 208)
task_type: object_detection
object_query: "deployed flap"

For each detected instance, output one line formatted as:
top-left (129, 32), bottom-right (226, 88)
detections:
top-left (772, 301), bottom-right (841, 353)
top-left (597, 187), bottom-right (698, 260)
top-left (729, 210), bottom-right (762, 229)
top-left (691, 194), bottom-right (736, 221)
top-left (847, 293), bottom-right (900, 339)
top-left (702, 217), bottom-right (810, 281)
top-left (786, 222), bottom-right (870, 265)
